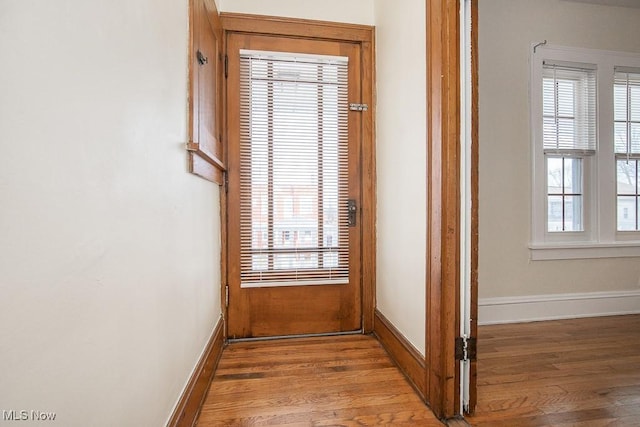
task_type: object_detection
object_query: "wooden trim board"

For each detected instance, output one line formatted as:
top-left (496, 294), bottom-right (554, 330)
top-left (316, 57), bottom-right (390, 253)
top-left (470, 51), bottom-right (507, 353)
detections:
top-left (426, 0), bottom-right (462, 419)
top-left (166, 317), bottom-right (225, 427)
top-left (373, 310), bottom-right (426, 401)
top-left (188, 152), bottom-right (223, 184)
top-left (360, 35), bottom-right (376, 334)
top-left (220, 13), bottom-right (373, 42)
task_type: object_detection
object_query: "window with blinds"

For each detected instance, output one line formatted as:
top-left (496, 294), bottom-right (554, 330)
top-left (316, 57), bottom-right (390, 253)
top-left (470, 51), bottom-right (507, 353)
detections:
top-left (542, 62), bottom-right (596, 232)
top-left (542, 62), bottom-right (597, 154)
top-left (530, 45), bottom-right (640, 255)
top-left (614, 68), bottom-right (640, 231)
top-left (239, 50), bottom-right (350, 288)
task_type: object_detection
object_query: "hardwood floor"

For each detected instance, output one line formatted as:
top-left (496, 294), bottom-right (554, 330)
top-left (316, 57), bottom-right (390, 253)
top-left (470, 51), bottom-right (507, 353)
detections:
top-left (468, 315), bottom-right (640, 427)
top-left (195, 316), bottom-right (640, 426)
top-left (196, 334), bottom-right (444, 426)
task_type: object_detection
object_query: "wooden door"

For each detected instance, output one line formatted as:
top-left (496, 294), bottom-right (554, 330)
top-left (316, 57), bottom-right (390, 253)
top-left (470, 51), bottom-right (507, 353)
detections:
top-left (226, 33), bottom-right (363, 339)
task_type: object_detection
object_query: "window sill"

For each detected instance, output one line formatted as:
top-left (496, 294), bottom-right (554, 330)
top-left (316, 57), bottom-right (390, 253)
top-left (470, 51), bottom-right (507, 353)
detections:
top-left (529, 242), bottom-right (640, 260)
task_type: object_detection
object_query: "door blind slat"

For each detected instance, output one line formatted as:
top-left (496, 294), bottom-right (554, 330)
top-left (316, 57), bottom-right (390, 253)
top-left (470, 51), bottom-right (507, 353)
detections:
top-left (239, 50), bottom-right (350, 287)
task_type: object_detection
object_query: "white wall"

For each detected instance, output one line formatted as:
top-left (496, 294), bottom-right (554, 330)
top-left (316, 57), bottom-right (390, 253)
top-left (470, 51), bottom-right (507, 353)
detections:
top-left (479, 0), bottom-right (640, 305)
top-left (374, 0), bottom-right (427, 354)
top-left (218, 0), bottom-right (375, 25)
top-left (0, 1), bottom-right (221, 426)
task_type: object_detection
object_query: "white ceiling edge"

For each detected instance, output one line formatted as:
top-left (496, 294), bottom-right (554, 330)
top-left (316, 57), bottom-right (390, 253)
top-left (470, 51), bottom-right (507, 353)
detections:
top-left (562, 0), bottom-right (640, 8)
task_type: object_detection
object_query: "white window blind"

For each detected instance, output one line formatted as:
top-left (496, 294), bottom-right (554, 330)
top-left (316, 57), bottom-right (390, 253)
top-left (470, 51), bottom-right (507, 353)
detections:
top-left (239, 50), bottom-right (350, 288)
top-left (542, 62), bottom-right (597, 154)
top-left (614, 67), bottom-right (640, 158)
top-left (614, 68), bottom-right (640, 231)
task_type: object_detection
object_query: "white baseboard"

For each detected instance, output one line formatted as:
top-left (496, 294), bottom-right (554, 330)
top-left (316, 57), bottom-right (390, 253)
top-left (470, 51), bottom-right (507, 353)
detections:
top-left (478, 290), bottom-right (640, 325)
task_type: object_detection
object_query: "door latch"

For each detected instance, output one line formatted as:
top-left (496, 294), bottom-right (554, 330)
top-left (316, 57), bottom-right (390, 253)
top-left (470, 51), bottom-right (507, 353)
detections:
top-left (348, 199), bottom-right (357, 227)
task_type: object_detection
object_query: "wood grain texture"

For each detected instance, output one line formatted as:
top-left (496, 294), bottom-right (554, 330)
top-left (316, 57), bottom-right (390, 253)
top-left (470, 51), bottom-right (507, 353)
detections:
top-left (360, 37), bottom-right (376, 334)
top-left (168, 317), bottom-right (225, 427)
top-left (224, 33), bottom-right (363, 339)
top-left (447, 418), bottom-right (473, 427)
top-left (425, 0), bottom-right (462, 418)
top-left (222, 16), bottom-right (376, 340)
top-left (220, 13), bottom-right (373, 42)
top-left (468, 315), bottom-right (640, 426)
top-left (220, 171), bottom-right (228, 337)
top-left (188, 0), bottom-right (225, 183)
top-left (188, 151), bottom-right (223, 184)
top-left (374, 310), bottom-right (426, 401)
top-left (196, 334), bottom-right (444, 426)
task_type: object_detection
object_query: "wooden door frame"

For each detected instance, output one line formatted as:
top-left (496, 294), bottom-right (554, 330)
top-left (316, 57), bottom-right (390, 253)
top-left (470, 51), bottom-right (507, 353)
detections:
top-left (220, 13), bottom-right (377, 335)
top-left (425, 0), bottom-right (479, 420)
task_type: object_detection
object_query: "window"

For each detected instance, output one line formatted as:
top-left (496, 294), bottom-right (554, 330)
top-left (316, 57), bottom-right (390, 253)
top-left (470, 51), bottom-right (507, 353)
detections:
top-left (542, 63), bottom-right (596, 233)
top-left (531, 46), bottom-right (640, 260)
top-left (547, 157), bottom-right (583, 232)
top-left (614, 69), bottom-right (640, 231)
top-left (239, 50), bottom-right (350, 286)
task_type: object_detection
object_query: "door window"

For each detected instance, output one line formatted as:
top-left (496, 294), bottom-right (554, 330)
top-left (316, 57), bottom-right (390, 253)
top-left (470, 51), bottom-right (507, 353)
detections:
top-left (238, 50), bottom-right (350, 288)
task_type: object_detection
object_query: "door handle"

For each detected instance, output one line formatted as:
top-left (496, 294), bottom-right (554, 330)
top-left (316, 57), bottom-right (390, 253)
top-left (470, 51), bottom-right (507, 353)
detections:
top-left (348, 199), bottom-right (357, 227)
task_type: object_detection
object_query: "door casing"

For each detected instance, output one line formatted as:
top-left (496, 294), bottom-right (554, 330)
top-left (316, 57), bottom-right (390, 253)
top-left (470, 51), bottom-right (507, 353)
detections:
top-left (425, 0), bottom-right (479, 420)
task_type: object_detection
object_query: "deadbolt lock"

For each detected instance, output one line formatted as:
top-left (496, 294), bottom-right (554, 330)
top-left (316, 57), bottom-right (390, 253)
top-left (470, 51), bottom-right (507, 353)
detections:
top-left (348, 199), bottom-right (357, 227)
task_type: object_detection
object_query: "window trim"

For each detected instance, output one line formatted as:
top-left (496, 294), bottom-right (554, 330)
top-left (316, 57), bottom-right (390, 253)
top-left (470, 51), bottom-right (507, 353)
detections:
top-left (530, 44), bottom-right (640, 260)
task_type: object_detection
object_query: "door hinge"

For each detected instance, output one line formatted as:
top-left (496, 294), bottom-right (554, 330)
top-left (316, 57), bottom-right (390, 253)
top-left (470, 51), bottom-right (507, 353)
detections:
top-left (224, 54), bottom-right (228, 79)
top-left (225, 285), bottom-right (229, 308)
top-left (455, 336), bottom-right (477, 361)
top-left (223, 171), bottom-right (229, 193)
top-left (349, 103), bottom-right (368, 112)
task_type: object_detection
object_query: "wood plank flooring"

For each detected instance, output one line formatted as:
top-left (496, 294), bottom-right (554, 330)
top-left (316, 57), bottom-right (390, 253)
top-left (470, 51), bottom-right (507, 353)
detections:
top-left (468, 315), bottom-right (640, 427)
top-left (196, 334), bottom-right (443, 426)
